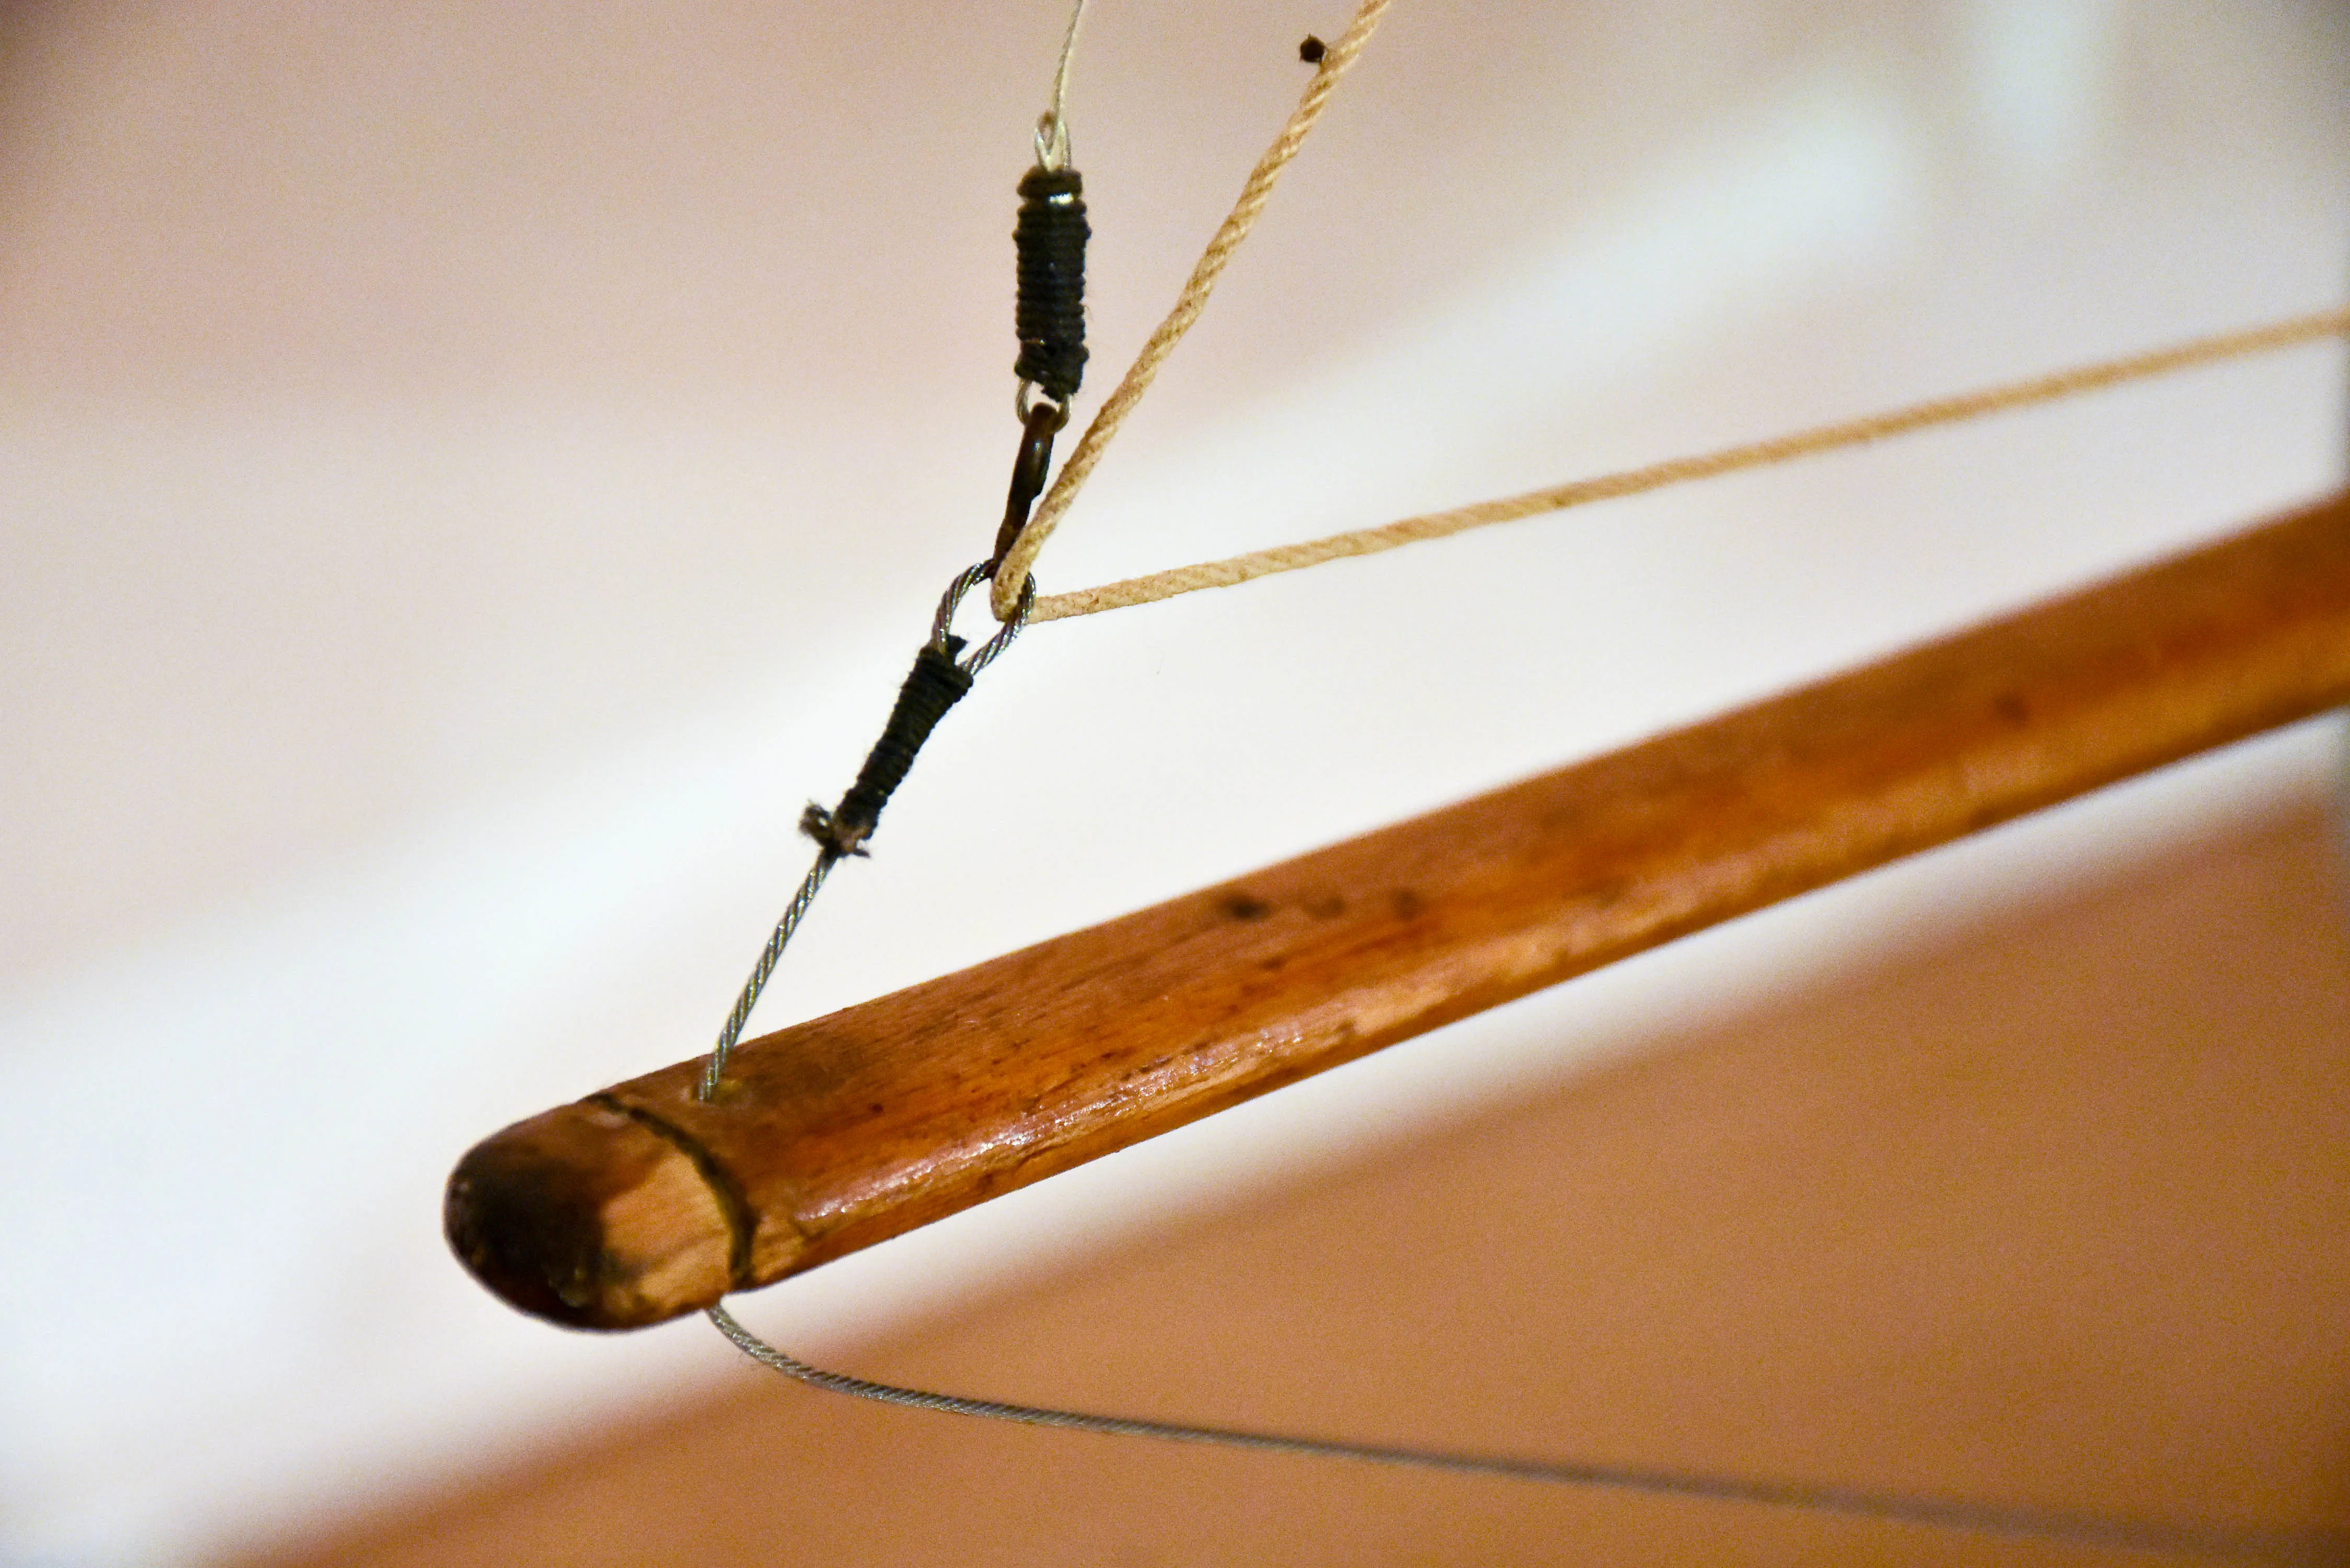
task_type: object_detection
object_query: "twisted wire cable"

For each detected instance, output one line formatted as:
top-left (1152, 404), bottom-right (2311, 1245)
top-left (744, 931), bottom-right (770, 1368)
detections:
top-left (707, 1306), bottom-right (2337, 1563)
top-left (990, 0), bottom-right (1397, 619)
top-left (696, 850), bottom-right (838, 1101)
top-left (695, 566), bottom-right (1030, 1102)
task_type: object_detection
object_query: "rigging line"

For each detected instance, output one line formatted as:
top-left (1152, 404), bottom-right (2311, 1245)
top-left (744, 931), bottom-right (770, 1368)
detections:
top-left (693, 564), bottom-right (1032, 1101)
top-left (705, 19), bottom-right (2336, 1548)
top-left (696, 848), bottom-right (835, 1101)
top-left (702, 306), bottom-right (2348, 1536)
top-left (708, 1306), bottom-right (2339, 1564)
top-left (990, 0), bottom-right (1399, 619)
top-left (1034, 0), bottom-right (1092, 171)
top-left (1026, 303), bottom-right (2350, 622)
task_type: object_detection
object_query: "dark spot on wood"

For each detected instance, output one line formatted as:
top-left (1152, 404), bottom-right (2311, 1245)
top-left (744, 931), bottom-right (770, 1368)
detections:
top-left (1994, 692), bottom-right (2031, 725)
top-left (1305, 894), bottom-right (1345, 918)
top-left (1223, 893), bottom-right (1274, 920)
top-left (1298, 34), bottom-right (1327, 63)
top-left (1587, 877), bottom-right (1638, 908)
top-left (1390, 889), bottom-right (1424, 919)
top-left (444, 1113), bottom-right (636, 1329)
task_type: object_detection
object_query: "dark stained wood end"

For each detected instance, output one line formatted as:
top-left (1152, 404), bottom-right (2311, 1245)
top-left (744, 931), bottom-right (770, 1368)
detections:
top-left (445, 1098), bottom-right (749, 1330)
top-left (447, 490), bottom-right (2350, 1332)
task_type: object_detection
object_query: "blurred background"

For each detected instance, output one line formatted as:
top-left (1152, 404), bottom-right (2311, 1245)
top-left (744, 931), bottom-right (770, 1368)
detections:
top-left (1, 1), bottom-right (2344, 1563)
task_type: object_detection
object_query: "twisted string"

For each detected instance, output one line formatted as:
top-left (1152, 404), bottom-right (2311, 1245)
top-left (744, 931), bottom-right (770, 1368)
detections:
top-left (990, 0), bottom-right (1398, 619)
top-left (703, 13), bottom-right (2349, 1550)
top-left (1028, 303), bottom-right (2350, 622)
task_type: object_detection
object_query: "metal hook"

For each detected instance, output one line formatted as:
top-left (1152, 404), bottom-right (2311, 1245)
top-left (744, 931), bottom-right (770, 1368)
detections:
top-left (993, 397), bottom-right (1069, 568)
top-left (1015, 378), bottom-right (1068, 427)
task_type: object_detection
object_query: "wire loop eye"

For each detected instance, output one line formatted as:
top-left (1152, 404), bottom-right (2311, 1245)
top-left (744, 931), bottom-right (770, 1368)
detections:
top-left (931, 560), bottom-right (1034, 676)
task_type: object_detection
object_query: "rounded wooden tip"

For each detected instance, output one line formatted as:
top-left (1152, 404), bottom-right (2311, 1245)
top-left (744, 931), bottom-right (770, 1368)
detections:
top-left (444, 1098), bottom-right (740, 1331)
top-left (443, 494), bottom-right (2350, 1334)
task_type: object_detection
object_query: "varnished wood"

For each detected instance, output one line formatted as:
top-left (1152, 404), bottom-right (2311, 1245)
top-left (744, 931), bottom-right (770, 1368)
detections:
top-left (260, 798), bottom-right (2350, 1567)
top-left (447, 489), bottom-right (2350, 1331)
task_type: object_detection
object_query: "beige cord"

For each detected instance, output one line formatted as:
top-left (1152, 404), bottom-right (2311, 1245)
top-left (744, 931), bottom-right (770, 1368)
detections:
top-left (1026, 305), bottom-right (2350, 623)
top-left (990, 0), bottom-right (1398, 619)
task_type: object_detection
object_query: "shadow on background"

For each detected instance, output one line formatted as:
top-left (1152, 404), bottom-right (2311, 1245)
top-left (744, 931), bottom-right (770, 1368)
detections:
top-left (3, 4), bottom-right (2342, 1560)
top-left (229, 783), bottom-right (2350, 1567)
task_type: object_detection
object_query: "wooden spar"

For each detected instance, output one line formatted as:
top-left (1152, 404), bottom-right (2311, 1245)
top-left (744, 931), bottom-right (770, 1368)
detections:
top-left (447, 489), bottom-right (2350, 1331)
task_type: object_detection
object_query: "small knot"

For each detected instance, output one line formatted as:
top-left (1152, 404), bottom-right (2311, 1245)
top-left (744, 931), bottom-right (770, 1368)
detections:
top-left (798, 803), bottom-right (867, 859)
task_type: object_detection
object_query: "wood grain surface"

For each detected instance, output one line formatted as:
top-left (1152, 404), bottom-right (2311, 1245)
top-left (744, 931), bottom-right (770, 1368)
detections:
top-left (255, 789), bottom-right (2350, 1568)
top-left (446, 489), bottom-right (2350, 1331)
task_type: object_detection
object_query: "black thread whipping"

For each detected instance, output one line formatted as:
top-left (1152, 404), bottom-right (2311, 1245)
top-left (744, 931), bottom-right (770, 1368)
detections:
top-left (802, 640), bottom-right (977, 858)
top-left (693, 41), bottom-right (2350, 1556)
top-left (1013, 165), bottom-right (1089, 402)
top-left (697, 144), bottom-right (1066, 1101)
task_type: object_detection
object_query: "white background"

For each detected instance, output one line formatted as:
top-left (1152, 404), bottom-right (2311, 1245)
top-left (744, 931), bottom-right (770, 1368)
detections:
top-left (1, 2), bottom-right (2344, 1561)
